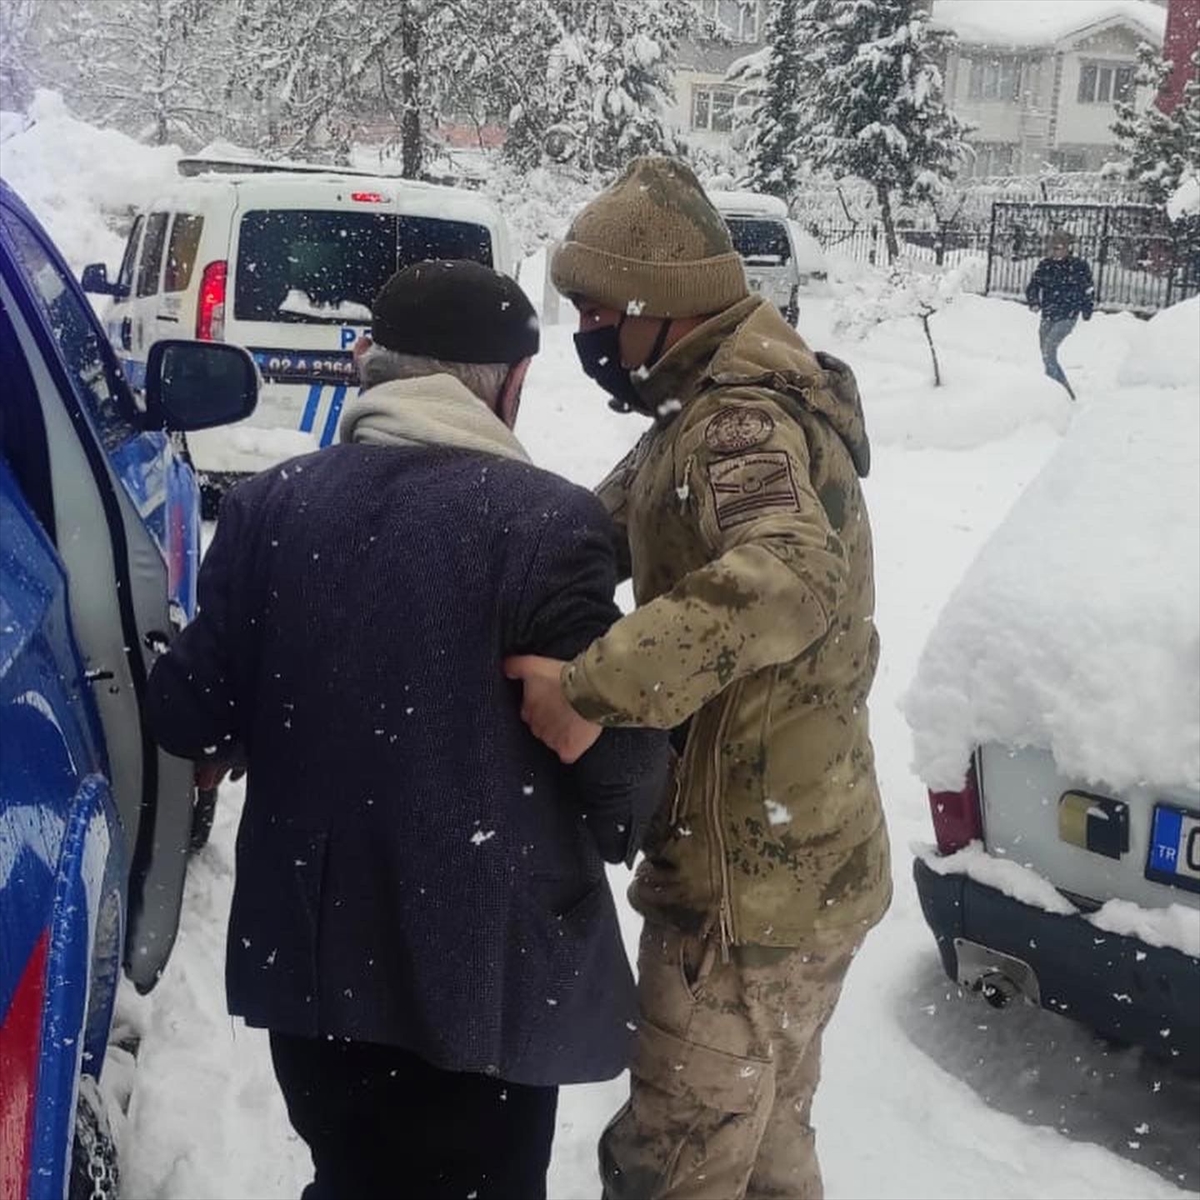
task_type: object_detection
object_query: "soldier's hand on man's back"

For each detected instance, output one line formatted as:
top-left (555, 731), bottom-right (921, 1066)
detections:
top-left (504, 654), bottom-right (603, 764)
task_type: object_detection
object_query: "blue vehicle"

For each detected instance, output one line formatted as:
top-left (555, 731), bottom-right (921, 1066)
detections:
top-left (0, 180), bottom-right (257, 1200)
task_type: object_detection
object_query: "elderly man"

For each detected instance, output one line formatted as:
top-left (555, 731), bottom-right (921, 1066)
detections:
top-left (506, 157), bottom-right (891, 1200)
top-left (146, 260), bottom-right (669, 1200)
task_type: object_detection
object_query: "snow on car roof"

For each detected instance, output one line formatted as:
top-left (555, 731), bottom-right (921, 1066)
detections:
top-left (904, 311), bottom-right (1200, 796)
top-left (170, 165), bottom-right (505, 227)
top-left (708, 190), bottom-right (789, 218)
top-left (931, 0), bottom-right (1166, 47)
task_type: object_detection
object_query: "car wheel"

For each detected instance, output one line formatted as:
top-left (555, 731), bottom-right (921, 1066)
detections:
top-left (189, 785), bottom-right (219, 854)
top-left (69, 1076), bottom-right (118, 1200)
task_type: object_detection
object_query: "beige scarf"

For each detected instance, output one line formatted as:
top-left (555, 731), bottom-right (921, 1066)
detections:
top-left (338, 374), bottom-right (530, 464)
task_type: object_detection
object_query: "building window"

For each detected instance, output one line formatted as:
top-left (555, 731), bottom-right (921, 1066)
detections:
top-left (1077, 61), bottom-right (1135, 104)
top-left (691, 84), bottom-right (752, 132)
top-left (967, 57), bottom-right (1022, 102)
top-left (697, 0), bottom-right (760, 43)
top-left (1052, 149), bottom-right (1088, 172)
top-left (970, 141), bottom-right (1016, 177)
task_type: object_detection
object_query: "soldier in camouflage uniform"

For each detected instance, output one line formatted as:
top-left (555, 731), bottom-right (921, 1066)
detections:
top-left (506, 157), bottom-right (892, 1200)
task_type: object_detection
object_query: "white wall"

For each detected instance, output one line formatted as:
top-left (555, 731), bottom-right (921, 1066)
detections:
top-left (1055, 26), bottom-right (1149, 147)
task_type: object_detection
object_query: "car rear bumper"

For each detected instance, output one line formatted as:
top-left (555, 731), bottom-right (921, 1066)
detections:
top-left (913, 857), bottom-right (1200, 1070)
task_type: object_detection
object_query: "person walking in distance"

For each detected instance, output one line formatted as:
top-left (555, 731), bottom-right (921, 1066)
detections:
top-left (1026, 229), bottom-right (1094, 399)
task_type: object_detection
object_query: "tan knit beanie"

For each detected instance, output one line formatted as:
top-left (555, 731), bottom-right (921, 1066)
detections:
top-left (551, 156), bottom-right (749, 319)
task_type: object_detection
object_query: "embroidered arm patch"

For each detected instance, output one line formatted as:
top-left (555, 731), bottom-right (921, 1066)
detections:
top-left (707, 450), bottom-right (801, 530)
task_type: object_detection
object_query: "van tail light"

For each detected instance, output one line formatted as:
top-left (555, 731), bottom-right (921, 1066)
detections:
top-left (196, 260), bottom-right (227, 341)
top-left (928, 758), bottom-right (982, 854)
top-left (0, 931), bottom-right (49, 1200)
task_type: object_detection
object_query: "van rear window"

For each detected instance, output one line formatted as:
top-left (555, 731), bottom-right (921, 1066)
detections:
top-left (725, 217), bottom-right (792, 266)
top-left (234, 210), bottom-right (493, 324)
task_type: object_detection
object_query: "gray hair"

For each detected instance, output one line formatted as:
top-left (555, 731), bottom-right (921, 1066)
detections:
top-left (357, 344), bottom-right (511, 406)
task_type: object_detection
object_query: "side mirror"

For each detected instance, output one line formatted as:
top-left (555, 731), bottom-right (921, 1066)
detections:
top-left (81, 262), bottom-right (122, 296)
top-left (144, 339), bottom-right (259, 432)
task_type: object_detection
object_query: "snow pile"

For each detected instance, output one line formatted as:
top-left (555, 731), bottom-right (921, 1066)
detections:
top-left (278, 290), bottom-right (372, 322)
top-left (932, 0), bottom-right (1167, 47)
top-left (1166, 175), bottom-right (1200, 223)
top-left (916, 841), bottom-right (1079, 915)
top-left (917, 843), bottom-right (1200, 959)
top-left (1118, 297), bottom-right (1200, 390)
top-left (904, 385), bottom-right (1200, 795)
top-left (1090, 899), bottom-right (1200, 959)
top-left (830, 289), bottom-right (1074, 450)
top-left (0, 90), bottom-right (180, 272)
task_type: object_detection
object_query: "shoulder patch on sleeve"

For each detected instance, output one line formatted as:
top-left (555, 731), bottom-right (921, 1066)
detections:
top-left (704, 406), bottom-right (775, 454)
top-left (707, 450), bottom-right (800, 530)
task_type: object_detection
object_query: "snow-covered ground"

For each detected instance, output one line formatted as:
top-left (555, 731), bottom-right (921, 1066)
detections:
top-left (112, 297), bottom-right (1200, 1200)
top-left (5, 101), bottom-right (1195, 1196)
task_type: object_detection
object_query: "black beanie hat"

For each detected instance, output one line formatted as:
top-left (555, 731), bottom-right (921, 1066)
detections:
top-left (370, 259), bottom-right (540, 364)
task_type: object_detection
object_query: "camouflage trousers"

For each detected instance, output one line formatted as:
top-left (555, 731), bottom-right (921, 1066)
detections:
top-left (599, 922), bottom-right (862, 1200)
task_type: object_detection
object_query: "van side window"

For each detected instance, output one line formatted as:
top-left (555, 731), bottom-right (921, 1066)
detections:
top-left (163, 214), bottom-right (204, 293)
top-left (116, 215), bottom-right (144, 295)
top-left (136, 212), bottom-right (169, 298)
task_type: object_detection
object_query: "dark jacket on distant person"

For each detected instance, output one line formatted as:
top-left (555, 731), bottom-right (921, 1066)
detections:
top-left (146, 423), bottom-right (670, 1087)
top-left (1026, 255), bottom-right (1095, 323)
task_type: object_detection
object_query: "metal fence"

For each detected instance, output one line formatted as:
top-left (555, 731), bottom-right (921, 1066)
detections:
top-left (984, 201), bottom-right (1200, 314)
top-left (799, 203), bottom-right (1200, 314)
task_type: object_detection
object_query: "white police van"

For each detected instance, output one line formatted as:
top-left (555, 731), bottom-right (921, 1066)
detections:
top-left (83, 159), bottom-right (514, 512)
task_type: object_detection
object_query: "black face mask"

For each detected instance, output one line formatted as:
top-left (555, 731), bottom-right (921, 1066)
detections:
top-left (574, 321), bottom-right (643, 413)
top-left (573, 318), bottom-right (673, 415)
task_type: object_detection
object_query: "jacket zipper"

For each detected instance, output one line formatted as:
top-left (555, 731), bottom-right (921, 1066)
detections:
top-left (708, 689), bottom-right (736, 961)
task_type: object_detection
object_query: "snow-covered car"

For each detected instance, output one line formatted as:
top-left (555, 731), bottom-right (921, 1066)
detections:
top-left (709, 189), bottom-right (806, 324)
top-left (905, 301), bottom-right (1200, 1070)
top-left (82, 157), bottom-right (514, 514)
top-left (0, 177), bottom-right (258, 1200)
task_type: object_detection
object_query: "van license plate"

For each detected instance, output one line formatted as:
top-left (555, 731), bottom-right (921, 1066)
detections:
top-left (1145, 803), bottom-right (1200, 893)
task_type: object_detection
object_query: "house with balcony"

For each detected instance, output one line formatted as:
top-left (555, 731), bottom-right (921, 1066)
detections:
top-left (670, 0), bottom-right (1170, 176)
top-left (665, 0), bottom-right (766, 153)
top-left (934, 0), bottom-right (1169, 175)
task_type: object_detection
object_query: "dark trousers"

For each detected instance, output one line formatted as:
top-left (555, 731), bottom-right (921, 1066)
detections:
top-left (1039, 315), bottom-right (1078, 397)
top-left (269, 1032), bottom-right (558, 1200)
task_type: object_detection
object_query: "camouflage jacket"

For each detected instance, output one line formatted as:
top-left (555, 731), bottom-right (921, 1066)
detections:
top-left (563, 296), bottom-right (891, 947)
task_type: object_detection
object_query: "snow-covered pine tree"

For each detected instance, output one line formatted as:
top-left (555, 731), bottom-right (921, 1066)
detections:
top-left (476, 0), bottom-right (692, 175)
top-left (799, 0), bottom-right (969, 260)
top-left (549, 0), bottom-right (695, 173)
top-left (745, 0), bottom-right (805, 198)
top-left (1111, 42), bottom-right (1200, 206)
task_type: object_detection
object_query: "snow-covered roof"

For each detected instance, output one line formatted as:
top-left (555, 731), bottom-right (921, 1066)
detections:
top-left (707, 189), bottom-right (788, 217)
top-left (932, 0), bottom-right (1167, 49)
top-left (904, 321), bottom-right (1200, 796)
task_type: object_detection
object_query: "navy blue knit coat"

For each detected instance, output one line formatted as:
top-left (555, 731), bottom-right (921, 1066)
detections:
top-left (146, 443), bottom-right (670, 1086)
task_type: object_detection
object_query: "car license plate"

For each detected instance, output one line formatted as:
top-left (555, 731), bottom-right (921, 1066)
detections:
top-left (1145, 803), bottom-right (1200, 893)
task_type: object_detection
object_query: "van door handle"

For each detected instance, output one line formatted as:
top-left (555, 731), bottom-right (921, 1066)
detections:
top-left (120, 317), bottom-right (132, 350)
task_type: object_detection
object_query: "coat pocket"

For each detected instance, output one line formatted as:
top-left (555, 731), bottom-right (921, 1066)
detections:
top-left (227, 823), bottom-right (328, 1035)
